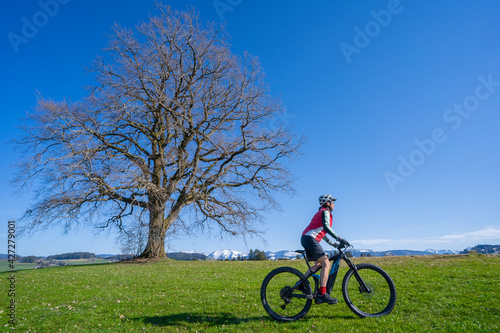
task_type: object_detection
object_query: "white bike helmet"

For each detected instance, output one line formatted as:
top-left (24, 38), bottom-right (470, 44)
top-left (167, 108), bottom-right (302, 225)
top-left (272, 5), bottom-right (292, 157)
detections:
top-left (319, 194), bottom-right (337, 205)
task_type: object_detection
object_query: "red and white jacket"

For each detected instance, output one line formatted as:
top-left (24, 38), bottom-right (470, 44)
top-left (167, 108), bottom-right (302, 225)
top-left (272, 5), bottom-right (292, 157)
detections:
top-left (302, 207), bottom-right (339, 242)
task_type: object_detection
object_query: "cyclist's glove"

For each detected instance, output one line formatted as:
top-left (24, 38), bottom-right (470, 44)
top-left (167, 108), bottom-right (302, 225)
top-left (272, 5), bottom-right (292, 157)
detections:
top-left (339, 238), bottom-right (350, 247)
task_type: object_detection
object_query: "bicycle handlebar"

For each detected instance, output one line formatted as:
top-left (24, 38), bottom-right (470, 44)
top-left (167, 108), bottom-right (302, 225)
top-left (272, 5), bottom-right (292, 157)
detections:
top-left (331, 242), bottom-right (353, 251)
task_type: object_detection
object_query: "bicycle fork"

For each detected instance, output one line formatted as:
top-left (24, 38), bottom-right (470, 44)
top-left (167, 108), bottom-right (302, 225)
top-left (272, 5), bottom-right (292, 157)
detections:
top-left (344, 258), bottom-right (372, 294)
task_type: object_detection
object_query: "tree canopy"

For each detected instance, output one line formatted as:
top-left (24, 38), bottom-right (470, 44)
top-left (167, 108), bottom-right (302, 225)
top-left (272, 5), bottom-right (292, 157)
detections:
top-left (13, 5), bottom-right (303, 258)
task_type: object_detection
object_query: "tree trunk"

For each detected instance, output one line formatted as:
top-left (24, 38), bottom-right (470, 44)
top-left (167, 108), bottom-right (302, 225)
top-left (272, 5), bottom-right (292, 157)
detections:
top-left (139, 205), bottom-right (167, 258)
top-left (139, 200), bottom-right (181, 258)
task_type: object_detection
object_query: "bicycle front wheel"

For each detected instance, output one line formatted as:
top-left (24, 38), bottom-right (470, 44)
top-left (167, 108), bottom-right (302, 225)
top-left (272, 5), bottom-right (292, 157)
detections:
top-left (260, 267), bottom-right (313, 322)
top-left (342, 263), bottom-right (397, 318)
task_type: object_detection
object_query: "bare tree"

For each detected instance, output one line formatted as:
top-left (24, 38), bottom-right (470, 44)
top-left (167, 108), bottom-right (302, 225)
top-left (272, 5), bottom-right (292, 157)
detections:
top-left (13, 5), bottom-right (303, 258)
top-left (118, 219), bottom-right (148, 257)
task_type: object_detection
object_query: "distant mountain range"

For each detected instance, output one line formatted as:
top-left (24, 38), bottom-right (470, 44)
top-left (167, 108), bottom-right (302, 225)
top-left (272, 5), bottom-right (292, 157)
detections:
top-left (5, 244), bottom-right (498, 261)
top-left (204, 249), bottom-right (300, 260)
top-left (162, 249), bottom-right (300, 261)
top-left (165, 248), bottom-right (465, 261)
top-left (352, 248), bottom-right (461, 257)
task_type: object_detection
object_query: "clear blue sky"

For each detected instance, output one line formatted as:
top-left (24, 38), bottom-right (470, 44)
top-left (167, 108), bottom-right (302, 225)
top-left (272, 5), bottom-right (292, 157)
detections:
top-left (1, 0), bottom-right (500, 256)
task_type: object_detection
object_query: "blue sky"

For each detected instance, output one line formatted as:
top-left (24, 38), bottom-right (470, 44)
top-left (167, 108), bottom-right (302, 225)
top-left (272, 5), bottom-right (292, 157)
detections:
top-left (1, 0), bottom-right (500, 256)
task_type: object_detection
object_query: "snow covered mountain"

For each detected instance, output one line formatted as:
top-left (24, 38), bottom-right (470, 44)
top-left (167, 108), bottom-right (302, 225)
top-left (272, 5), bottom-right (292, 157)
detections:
top-left (424, 249), bottom-right (461, 255)
top-left (208, 249), bottom-right (248, 260)
top-left (353, 248), bottom-right (461, 257)
top-left (265, 250), bottom-right (300, 260)
top-left (206, 249), bottom-right (300, 260)
top-left (168, 248), bottom-right (463, 261)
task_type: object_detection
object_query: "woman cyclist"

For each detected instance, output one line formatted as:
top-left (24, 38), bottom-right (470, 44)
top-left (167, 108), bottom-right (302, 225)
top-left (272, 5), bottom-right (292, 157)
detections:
top-left (301, 194), bottom-right (349, 304)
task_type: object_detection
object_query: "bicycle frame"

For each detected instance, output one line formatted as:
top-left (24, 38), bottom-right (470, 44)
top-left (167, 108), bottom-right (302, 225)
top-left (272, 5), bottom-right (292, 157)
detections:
top-left (295, 246), bottom-right (372, 297)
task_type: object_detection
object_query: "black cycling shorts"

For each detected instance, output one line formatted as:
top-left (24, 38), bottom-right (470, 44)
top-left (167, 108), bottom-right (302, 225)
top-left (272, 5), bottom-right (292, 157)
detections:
top-left (301, 235), bottom-right (326, 261)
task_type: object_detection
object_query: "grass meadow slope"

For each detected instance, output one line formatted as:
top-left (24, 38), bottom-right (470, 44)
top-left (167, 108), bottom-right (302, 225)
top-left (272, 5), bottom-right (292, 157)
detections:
top-left (1, 253), bottom-right (499, 332)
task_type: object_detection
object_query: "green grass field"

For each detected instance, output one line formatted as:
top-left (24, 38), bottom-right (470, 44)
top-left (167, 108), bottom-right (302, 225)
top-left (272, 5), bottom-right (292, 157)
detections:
top-left (0, 259), bottom-right (111, 273)
top-left (57, 258), bottom-right (111, 266)
top-left (1, 253), bottom-right (498, 332)
top-left (0, 261), bottom-right (37, 272)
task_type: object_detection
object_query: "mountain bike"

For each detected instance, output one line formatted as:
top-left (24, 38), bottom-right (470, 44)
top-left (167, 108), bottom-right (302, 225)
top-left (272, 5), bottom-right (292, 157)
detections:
top-left (260, 242), bottom-right (397, 321)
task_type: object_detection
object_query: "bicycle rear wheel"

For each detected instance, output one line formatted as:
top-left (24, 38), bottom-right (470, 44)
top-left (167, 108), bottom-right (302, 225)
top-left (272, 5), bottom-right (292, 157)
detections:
top-left (342, 263), bottom-right (396, 318)
top-left (260, 267), bottom-right (313, 321)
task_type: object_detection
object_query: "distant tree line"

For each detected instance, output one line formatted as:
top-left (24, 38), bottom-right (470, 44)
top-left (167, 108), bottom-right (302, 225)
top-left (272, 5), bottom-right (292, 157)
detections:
top-left (21, 255), bottom-right (39, 263)
top-left (248, 249), bottom-right (267, 261)
top-left (461, 244), bottom-right (500, 254)
top-left (47, 252), bottom-right (95, 260)
top-left (167, 252), bottom-right (207, 261)
top-left (36, 260), bottom-right (68, 268)
top-left (107, 254), bottom-right (135, 261)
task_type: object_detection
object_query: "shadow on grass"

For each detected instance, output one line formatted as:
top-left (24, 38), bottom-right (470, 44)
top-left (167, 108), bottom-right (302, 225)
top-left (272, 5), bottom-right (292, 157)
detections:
top-left (132, 312), bottom-right (264, 328)
top-left (133, 311), bottom-right (358, 328)
top-left (306, 313), bottom-right (360, 321)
